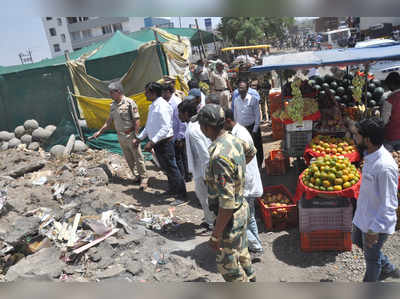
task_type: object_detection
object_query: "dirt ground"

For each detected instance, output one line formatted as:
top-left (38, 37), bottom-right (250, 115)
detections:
top-left (1, 122), bottom-right (400, 282)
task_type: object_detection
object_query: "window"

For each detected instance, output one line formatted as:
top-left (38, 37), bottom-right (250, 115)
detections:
top-left (46, 17), bottom-right (52, 21)
top-left (70, 31), bottom-right (81, 41)
top-left (102, 25), bottom-right (112, 35)
top-left (113, 23), bottom-right (123, 32)
top-left (49, 28), bottom-right (57, 36)
top-left (82, 29), bottom-right (92, 39)
top-left (53, 44), bottom-right (61, 52)
top-left (67, 17), bottom-right (78, 24)
top-left (61, 34), bottom-right (66, 43)
top-left (57, 18), bottom-right (62, 26)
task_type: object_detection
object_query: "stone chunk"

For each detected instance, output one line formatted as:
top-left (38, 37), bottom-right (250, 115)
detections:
top-left (5, 247), bottom-right (64, 281)
top-left (14, 126), bottom-right (26, 138)
top-left (24, 119), bottom-right (39, 134)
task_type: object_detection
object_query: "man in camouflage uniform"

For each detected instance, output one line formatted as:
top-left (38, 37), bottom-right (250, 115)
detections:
top-left (197, 104), bottom-right (257, 282)
top-left (90, 81), bottom-right (147, 189)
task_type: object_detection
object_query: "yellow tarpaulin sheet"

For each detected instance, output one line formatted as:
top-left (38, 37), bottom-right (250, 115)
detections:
top-left (75, 92), bottom-right (150, 130)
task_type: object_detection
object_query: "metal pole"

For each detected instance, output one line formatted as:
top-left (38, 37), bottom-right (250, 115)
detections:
top-left (195, 18), bottom-right (207, 58)
top-left (363, 63), bottom-right (370, 119)
top-left (67, 86), bottom-right (85, 142)
top-left (179, 17), bottom-right (182, 28)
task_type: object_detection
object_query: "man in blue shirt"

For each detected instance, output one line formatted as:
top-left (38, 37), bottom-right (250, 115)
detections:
top-left (352, 117), bottom-right (400, 282)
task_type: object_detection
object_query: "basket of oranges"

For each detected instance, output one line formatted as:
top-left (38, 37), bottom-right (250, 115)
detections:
top-left (303, 135), bottom-right (360, 165)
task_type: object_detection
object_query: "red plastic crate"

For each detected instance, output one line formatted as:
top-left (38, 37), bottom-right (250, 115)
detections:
top-left (300, 230), bottom-right (352, 252)
top-left (299, 199), bottom-right (353, 232)
top-left (272, 119), bottom-right (285, 140)
top-left (257, 185), bottom-right (297, 231)
top-left (265, 150), bottom-right (289, 176)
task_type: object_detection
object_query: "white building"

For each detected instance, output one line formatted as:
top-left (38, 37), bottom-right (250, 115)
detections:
top-left (360, 17), bottom-right (400, 31)
top-left (42, 17), bottom-right (147, 58)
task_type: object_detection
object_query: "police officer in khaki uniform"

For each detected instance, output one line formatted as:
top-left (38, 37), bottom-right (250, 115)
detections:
top-left (197, 104), bottom-right (256, 282)
top-left (90, 81), bottom-right (148, 189)
top-left (209, 62), bottom-right (232, 109)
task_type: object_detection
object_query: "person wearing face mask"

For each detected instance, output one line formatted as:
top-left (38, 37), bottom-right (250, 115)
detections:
top-left (352, 117), bottom-right (400, 282)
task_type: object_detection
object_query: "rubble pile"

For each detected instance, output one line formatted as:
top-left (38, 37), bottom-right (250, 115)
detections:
top-left (0, 145), bottom-right (206, 282)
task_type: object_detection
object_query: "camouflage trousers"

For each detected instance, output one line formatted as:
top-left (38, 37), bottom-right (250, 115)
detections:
top-left (216, 201), bottom-right (255, 282)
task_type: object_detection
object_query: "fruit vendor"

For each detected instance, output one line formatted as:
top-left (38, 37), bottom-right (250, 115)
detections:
top-left (352, 117), bottom-right (400, 282)
top-left (382, 72), bottom-right (400, 151)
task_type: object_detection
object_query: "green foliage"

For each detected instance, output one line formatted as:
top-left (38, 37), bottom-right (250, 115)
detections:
top-left (218, 17), bottom-right (295, 46)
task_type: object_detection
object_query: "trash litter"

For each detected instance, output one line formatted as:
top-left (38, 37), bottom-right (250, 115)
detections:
top-left (152, 251), bottom-right (167, 266)
top-left (139, 210), bottom-right (180, 233)
top-left (32, 176), bottom-right (47, 185)
top-left (52, 183), bottom-right (67, 201)
top-left (27, 237), bottom-right (51, 253)
top-left (72, 228), bottom-right (119, 255)
top-left (30, 170), bottom-right (52, 185)
top-left (77, 167), bottom-right (87, 177)
top-left (0, 241), bottom-right (14, 255)
top-left (0, 188), bottom-right (7, 211)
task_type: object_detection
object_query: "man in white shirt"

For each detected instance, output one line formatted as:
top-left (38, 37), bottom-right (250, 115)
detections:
top-left (188, 88), bottom-right (206, 112)
top-left (232, 80), bottom-right (264, 167)
top-left (134, 82), bottom-right (187, 205)
top-left (352, 117), bottom-right (400, 282)
top-left (194, 59), bottom-right (210, 84)
top-left (179, 99), bottom-right (215, 230)
top-left (162, 84), bottom-right (191, 182)
top-left (224, 108), bottom-right (264, 255)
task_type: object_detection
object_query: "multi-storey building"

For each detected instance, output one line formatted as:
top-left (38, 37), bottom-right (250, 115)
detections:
top-left (42, 17), bottom-right (147, 58)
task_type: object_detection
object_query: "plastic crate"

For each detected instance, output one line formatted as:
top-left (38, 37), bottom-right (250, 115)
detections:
top-left (272, 119), bottom-right (285, 140)
top-left (300, 230), bottom-right (352, 252)
top-left (299, 199), bottom-right (353, 232)
top-left (286, 120), bottom-right (313, 132)
top-left (257, 185), bottom-right (297, 231)
top-left (265, 150), bottom-right (289, 176)
top-left (285, 130), bottom-right (312, 157)
top-left (300, 196), bottom-right (351, 209)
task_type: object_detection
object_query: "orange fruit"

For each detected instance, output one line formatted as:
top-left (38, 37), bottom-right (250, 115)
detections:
top-left (342, 175), bottom-right (349, 182)
top-left (335, 178), bottom-right (343, 185)
top-left (334, 185), bottom-right (342, 191)
top-left (323, 180), bottom-right (331, 188)
top-left (343, 182), bottom-right (351, 189)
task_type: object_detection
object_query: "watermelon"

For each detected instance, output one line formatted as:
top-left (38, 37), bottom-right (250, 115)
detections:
top-left (336, 86), bottom-right (345, 96)
top-left (322, 83), bottom-right (330, 90)
top-left (368, 100), bottom-right (377, 107)
top-left (367, 83), bottom-right (376, 93)
top-left (329, 89), bottom-right (336, 96)
top-left (314, 84), bottom-right (321, 92)
top-left (330, 81), bottom-right (338, 89)
top-left (373, 87), bottom-right (384, 100)
top-left (372, 79), bottom-right (381, 87)
top-left (324, 74), bottom-right (334, 84)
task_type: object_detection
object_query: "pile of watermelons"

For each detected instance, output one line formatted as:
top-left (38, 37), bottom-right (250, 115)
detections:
top-left (281, 73), bottom-right (387, 109)
top-left (308, 74), bottom-right (386, 108)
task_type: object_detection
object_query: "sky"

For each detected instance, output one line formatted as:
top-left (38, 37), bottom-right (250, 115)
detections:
top-left (0, 17), bottom-right (222, 67)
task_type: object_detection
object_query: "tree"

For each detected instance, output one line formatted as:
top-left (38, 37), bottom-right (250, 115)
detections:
top-left (218, 17), bottom-right (295, 46)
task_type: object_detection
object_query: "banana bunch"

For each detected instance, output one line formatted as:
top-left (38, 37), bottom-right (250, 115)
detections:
top-left (288, 78), bottom-right (304, 122)
top-left (352, 73), bottom-right (365, 103)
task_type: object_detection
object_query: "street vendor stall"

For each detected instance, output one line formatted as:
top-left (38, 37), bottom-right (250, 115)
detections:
top-left (250, 44), bottom-right (400, 251)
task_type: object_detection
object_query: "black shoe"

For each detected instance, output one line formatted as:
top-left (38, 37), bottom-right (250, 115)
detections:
top-left (379, 268), bottom-right (400, 281)
top-left (249, 277), bottom-right (257, 282)
top-left (161, 190), bottom-right (177, 197)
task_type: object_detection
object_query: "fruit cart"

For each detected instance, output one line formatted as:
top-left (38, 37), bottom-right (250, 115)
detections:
top-left (250, 44), bottom-right (400, 157)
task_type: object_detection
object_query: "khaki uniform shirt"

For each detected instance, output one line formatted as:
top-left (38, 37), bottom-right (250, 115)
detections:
top-left (109, 96), bottom-right (140, 134)
top-left (205, 132), bottom-right (256, 210)
top-left (210, 70), bottom-right (228, 91)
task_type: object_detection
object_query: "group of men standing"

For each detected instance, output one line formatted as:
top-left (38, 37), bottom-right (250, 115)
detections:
top-left (90, 75), bottom-right (267, 282)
